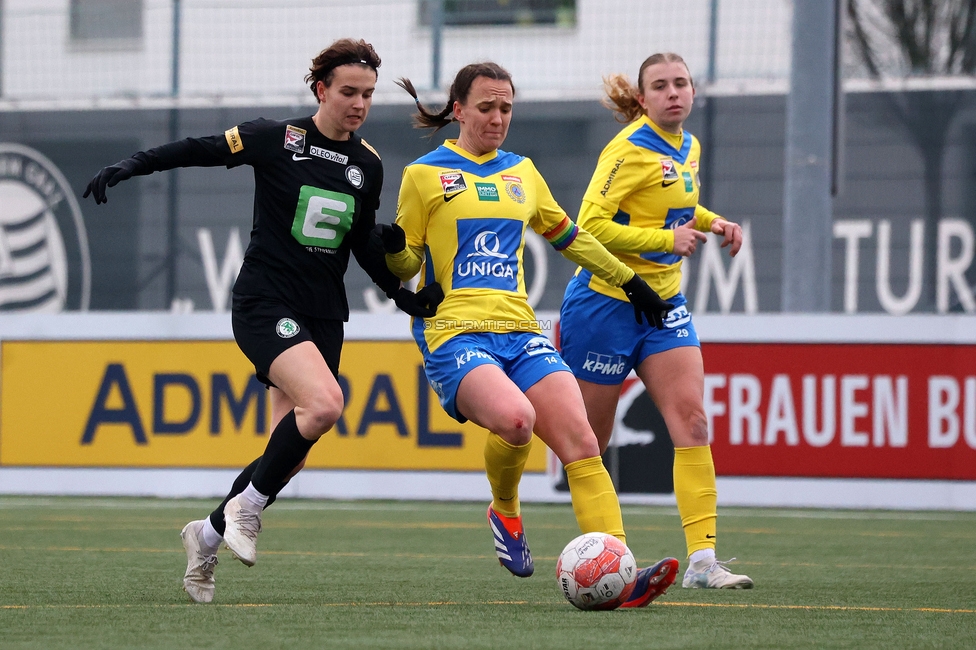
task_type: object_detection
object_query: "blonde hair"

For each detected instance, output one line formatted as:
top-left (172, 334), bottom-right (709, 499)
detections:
top-left (602, 52), bottom-right (692, 123)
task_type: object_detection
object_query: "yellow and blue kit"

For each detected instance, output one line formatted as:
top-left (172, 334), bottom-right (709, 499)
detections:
top-left (560, 116), bottom-right (725, 559)
top-left (560, 116), bottom-right (724, 383)
top-left (387, 139), bottom-right (634, 354)
top-left (575, 114), bottom-right (723, 301)
top-left (386, 139), bottom-right (636, 420)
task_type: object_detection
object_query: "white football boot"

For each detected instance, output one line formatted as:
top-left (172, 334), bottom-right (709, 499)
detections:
top-left (223, 494), bottom-right (262, 567)
top-left (682, 557), bottom-right (754, 589)
top-left (181, 520), bottom-right (218, 603)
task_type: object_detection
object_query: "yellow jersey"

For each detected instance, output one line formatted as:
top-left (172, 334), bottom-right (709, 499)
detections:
top-left (388, 140), bottom-right (634, 353)
top-left (577, 115), bottom-right (723, 300)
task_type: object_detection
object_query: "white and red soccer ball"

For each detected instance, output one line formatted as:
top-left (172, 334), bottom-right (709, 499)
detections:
top-left (556, 532), bottom-right (638, 610)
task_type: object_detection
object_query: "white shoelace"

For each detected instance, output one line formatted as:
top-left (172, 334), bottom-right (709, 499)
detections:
top-left (709, 557), bottom-right (739, 574)
top-left (234, 509), bottom-right (262, 540)
top-left (197, 554), bottom-right (218, 575)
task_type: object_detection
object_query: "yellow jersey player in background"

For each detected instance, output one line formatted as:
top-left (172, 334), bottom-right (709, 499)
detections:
top-left (377, 61), bottom-right (680, 607)
top-left (559, 52), bottom-right (753, 589)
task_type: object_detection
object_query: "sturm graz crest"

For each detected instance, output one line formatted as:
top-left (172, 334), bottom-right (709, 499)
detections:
top-left (0, 143), bottom-right (91, 311)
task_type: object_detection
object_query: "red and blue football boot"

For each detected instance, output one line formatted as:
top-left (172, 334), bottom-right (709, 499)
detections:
top-left (487, 505), bottom-right (534, 577)
top-left (619, 556), bottom-right (679, 608)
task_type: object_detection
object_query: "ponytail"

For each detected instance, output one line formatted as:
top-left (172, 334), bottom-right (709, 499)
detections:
top-left (601, 74), bottom-right (643, 124)
top-left (395, 77), bottom-right (455, 131)
top-left (397, 61), bottom-right (515, 134)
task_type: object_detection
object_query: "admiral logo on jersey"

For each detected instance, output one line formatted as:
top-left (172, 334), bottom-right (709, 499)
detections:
top-left (661, 158), bottom-right (679, 186)
top-left (224, 127), bottom-right (244, 153)
top-left (453, 218), bottom-right (521, 292)
top-left (284, 125), bottom-right (307, 153)
top-left (600, 158), bottom-right (625, 197)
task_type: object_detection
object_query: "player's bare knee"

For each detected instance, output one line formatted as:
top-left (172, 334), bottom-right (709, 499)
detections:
top-left (688, 411), bottom-right (709, 446)
top-left (304, 390), bottom-right (344, 436)
top-left (496, 406), bottom-right (535, 446)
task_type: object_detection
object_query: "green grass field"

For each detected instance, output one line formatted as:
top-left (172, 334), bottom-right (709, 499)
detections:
top-left (0, 497), bottom-right (973, 649)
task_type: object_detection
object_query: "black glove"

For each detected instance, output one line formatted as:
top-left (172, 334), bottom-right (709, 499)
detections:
top-left (389, 282), bottom-right (444, 318)
top-left (621, 274), bottom-right (673, 329)
top-left (374, 223), bottom-right (407, 254)
top-left (82, 157), bottom-right (147, 204)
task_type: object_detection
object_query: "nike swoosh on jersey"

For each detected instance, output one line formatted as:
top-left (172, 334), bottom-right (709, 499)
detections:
top-left (292, 153), bottom-right (312, 161)
top-left (444, 192), bottom-right (464, 202)
top-left (662, 179), bottom-right (678, 187)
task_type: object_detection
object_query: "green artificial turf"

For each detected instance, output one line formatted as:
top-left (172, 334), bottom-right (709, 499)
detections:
top-left (0, 498), bottom-right (973, 649)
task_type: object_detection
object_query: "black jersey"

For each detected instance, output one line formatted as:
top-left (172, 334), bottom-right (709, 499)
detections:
top-left (141, 116), bottom-right (397, 319)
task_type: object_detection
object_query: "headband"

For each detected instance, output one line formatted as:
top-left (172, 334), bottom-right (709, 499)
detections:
top-left (320, 55), bottom-right (377, 79)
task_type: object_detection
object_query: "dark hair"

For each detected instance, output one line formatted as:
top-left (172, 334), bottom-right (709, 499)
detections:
top-left (395, 62), bottom-right (515, 132)
top-left (602, 52), bottom-right (691, 123)
top-left (305, 38), bottom-right (381, 100)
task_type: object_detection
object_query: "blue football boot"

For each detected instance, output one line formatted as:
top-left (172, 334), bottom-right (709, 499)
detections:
top-left (487, 505), bottom-right (534, 577)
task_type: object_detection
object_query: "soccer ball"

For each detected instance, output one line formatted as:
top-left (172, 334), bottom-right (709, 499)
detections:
top-left (556, 532), bottom-right (637, 610)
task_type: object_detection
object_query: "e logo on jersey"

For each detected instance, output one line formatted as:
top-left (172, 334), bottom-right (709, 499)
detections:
top-left (453, 218), bottom-right (521, 292)
top-left (284, 125), bottom-right (307, 153)
top-left (0, 143), bottom-right (91, 312)
top-left (291, 185), bottom-right (355, 249)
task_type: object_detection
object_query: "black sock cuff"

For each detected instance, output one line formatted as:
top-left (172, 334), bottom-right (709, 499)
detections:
top-left (251, 410), bottom-right (316, 494)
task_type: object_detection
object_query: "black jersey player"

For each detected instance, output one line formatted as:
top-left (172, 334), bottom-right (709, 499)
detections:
top-left (83, 38), bottom-right (442, 603)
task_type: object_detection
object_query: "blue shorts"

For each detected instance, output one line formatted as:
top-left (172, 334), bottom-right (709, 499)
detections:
top-left (422, 331), bottom-right (571, 423)
top-left (559, 275), bottom-right (699, 386)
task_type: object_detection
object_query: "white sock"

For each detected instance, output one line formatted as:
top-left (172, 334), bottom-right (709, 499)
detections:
top-left (240, 483), bottom-right (269, 510)
top-left (200, 517), bottom-right (222, 552)
top-left (689, 548), bottom-right (716, 567)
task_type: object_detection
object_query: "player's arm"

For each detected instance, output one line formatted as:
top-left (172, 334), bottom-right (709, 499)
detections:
top-left (348, 166), bottom-right (400, 297)
top-left (351, 168), bottom-right (443, 318)
top-left (531, 170), bottom-right (671, 328)
top-left (381, 168), bottom-right (428, 281)
top-left (577, 200), bottom-right (674, 254)
top-left (696, 204), bottom-right (743, 256)
top-left (577, 143), bottom-right (676, 254)
top-left (82, 120), bottom-right (270, 204)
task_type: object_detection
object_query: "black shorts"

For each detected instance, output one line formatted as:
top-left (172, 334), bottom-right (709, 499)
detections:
top-left (231, 293), bottom-right (344, 387)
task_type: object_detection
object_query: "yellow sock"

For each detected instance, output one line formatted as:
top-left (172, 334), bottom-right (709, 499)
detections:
top-left (564, 456), bottom-right (626, 545)
top-left (673, 445), bottom-right (718, 556)
top-left (484, 432), bottom-right (531, 518)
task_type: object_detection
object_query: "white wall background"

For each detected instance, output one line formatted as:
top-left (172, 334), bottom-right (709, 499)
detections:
top-left (1, 0), bottom-right (793, 107)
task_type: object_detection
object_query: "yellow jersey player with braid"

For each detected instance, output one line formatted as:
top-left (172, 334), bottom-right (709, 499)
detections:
top-left (559, 52), bottom-right (753, 589)
top-left (377, 61), bottom-right (680, 607)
